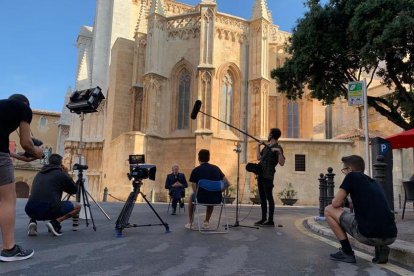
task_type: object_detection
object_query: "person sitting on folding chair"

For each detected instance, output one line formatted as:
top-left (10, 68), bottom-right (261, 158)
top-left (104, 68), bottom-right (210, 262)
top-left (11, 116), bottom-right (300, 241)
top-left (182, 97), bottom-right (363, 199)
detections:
top-left (185, 149), bottom-right (228, 229)
top-left (165, 164), bottom-right (187, 215)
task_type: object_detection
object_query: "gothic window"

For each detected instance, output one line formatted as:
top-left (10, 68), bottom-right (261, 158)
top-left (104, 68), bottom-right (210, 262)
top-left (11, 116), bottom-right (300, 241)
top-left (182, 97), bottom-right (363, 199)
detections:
top-left (39, 116), bottom-right (47, 129)
top-left (220, 72), bottom-right (233, 129)
top-left (177, 69), bottom-right (191, 129)
top-left (287, 101), bottom-right (299, 138)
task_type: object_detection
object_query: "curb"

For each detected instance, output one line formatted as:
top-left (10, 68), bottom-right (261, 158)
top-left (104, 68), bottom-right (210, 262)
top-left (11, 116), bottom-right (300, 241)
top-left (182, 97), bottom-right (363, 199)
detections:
top-left (305, 217), bottom-right (414, 268)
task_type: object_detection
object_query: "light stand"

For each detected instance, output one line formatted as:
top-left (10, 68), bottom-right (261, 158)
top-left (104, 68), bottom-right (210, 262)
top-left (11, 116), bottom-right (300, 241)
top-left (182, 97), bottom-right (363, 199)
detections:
top-left (228, 143), bottom-right (259, 230)
top-left (66, 87), bottom-right (110, 231)
top-left (72, 113), bottom-right (111, 231)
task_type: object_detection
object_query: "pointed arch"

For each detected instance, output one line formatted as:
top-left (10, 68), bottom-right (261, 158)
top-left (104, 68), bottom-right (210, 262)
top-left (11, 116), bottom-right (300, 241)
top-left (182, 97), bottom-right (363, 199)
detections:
top-left (170, 58), bottom-right (196, 132)
top-left (216, 62), bottom-right (242, 134)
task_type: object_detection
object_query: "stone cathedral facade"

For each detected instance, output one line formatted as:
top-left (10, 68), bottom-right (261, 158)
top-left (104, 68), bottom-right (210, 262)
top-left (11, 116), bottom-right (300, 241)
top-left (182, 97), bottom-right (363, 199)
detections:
top-left (61, 0), bottom-right (409, 205)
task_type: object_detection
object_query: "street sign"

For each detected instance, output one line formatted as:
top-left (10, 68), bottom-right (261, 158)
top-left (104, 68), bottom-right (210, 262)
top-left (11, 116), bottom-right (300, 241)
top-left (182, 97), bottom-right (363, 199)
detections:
top-left (347, 81), bottom-right (364, 106)
top-left (380, 143), bottom-right (390, 155)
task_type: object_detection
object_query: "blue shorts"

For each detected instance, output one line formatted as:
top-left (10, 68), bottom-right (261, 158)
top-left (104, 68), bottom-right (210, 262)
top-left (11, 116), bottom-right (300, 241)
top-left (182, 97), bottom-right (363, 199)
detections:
top-left (25, 201), bottom-right (75, 221)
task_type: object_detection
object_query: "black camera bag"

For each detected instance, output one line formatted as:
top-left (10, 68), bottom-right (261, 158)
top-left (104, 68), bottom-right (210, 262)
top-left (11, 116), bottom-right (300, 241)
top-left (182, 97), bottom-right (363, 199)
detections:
top-left (246, 163), bottom-right (262, 175)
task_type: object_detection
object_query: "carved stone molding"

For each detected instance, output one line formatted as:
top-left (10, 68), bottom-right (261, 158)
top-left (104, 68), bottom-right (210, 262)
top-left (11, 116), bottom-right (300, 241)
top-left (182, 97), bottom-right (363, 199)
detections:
top-left (200, 70), bottom-right (212, 84)
top-left (148, 16), bottom-right (167, 31)
top-left (138, 38), bottom-right (147, 46)
top-left (203, 8), bottom-right (214, 23)
top-left (165, 1), bottom-right (194, 16)
top-left (61, 125), bottom-right (70, 137)
top-left (143, 74), bottom-right (165, 91)
top-left (167, 14), bottom-right (201, 41)
top-left (168, 28), bottom-right (200, 40)
top-left (215, 14), bottom-right (249, 32)
top-left (215, 28), bottom-right (247, 44)
top-left (269, 25), bottom-right (291, 44)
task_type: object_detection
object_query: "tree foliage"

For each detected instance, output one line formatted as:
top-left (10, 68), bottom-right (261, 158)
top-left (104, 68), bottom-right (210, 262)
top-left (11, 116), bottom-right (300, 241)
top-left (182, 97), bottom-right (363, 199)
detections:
top-left (271, 0), bottom-right (414, 130)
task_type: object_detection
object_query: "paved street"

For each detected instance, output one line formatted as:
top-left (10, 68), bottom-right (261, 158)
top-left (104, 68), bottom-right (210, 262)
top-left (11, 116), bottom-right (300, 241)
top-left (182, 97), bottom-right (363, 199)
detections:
top-left (1, 199), bottom-right (412, 275)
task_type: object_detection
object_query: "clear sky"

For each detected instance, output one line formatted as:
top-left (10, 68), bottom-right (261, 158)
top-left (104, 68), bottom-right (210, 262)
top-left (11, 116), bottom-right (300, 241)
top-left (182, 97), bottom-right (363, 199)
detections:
top-left (0, 0), bottom-right (312, 112)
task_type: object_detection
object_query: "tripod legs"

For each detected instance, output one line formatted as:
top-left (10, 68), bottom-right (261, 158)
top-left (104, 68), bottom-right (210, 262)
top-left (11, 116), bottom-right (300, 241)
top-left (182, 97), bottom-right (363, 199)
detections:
top-left (115, 184), bottom-right (140, 235)
top-left (79, 179), bottom-right (96, 231)
top-left (84, 189), bottom-right (111, 220)
top-left (73, 170), bottom-right (110, 231)
top-left (115, 181), bottom-right (169, 237)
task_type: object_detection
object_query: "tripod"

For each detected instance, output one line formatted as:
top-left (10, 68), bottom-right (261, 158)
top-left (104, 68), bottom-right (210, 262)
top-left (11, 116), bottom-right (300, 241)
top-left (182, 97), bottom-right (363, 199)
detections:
top-left (72, 113), bottom-right (110, 231)
top-left (228, 143), bottom-right (259, 230)
top-left (115, 178), bottom-right (170, 237)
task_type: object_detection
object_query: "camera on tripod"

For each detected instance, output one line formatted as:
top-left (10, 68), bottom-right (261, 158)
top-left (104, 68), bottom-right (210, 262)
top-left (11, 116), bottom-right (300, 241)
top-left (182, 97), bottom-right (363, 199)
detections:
top-left (73, 163), bottom-right (88, 171)
top-left (127, 154), bottom-right (156, 181)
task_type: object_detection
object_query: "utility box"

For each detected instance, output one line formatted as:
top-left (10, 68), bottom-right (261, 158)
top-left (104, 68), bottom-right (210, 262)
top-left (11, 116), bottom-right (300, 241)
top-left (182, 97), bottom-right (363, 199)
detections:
top-left (371, 137), bottom-right (394, 210)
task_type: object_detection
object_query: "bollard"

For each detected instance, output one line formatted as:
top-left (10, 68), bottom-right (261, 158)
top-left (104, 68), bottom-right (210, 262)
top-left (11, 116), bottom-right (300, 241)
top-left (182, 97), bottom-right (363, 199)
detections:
top-left (103, 187), bottom-right (108, 202)
top-left (318, 173), bottom-right (327, 217)
top-left (326, 167), bottom-right (335, 205)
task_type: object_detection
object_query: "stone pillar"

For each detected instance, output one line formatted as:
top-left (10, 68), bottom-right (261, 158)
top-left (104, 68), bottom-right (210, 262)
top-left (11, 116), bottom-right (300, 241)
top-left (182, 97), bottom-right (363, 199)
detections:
top-left (199, 2), bottom-right (216, 67)
top-left (248, 17), bottom-right (270, 139)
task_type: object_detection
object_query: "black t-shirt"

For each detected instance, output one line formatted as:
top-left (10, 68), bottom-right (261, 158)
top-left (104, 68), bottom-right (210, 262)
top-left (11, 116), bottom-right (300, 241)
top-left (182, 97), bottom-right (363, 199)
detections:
top-left (259, 144), bottom-right (283, 179)
top-left (0, 99), bottom-right (32, 153)
top-left (189, 162), bottom-right (225, 183)
top-left (340, 172), bottom-right (397, 238)
top-left (189, 163), bottom-right (225, 204)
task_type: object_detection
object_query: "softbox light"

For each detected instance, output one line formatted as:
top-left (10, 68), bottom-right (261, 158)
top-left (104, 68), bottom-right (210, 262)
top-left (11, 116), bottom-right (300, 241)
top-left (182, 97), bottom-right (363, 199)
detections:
top-left (66, 86), bottom-right (105, 114)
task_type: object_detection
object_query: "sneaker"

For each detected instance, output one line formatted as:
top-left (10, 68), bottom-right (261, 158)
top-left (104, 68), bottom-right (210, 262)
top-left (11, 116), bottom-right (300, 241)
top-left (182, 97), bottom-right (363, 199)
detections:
top-left (28, 220), bottom-right (37, 236)
top-left (0, 244), bottom-right (34, 262)
top-left (330, 248), bottom-right (356, 263)
top-left (171, 209), bottom-right (177, 215)
top-left (261, 220), bottom-right (275, 227)
top-left (46, 220), bottom-right (63, 236)
top-left (254, 219), bottom-right (266, 226)
top-left (372, 245), bottom-right (390, 264)
top-left (202, 221), bottom-right (210, 229)
top-left (184, 223), bottom-right (193, 230)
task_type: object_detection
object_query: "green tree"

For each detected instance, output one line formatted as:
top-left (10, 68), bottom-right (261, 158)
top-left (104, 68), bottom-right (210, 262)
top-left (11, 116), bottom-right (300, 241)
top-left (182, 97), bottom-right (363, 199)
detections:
top-left (271, 0), bottom-right (414, 130)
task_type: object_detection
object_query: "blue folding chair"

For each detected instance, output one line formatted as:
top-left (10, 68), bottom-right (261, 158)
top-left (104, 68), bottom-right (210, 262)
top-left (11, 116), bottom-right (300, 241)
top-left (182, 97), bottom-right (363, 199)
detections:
top-left (194, 179), bottom-right (228, 234)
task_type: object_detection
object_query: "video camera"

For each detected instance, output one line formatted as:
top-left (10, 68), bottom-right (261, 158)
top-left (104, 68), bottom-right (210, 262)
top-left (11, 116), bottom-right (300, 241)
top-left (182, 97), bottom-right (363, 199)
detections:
top-left (73, 163), bottom-right (88, 171)
top-left (21, 138), bottom-right (44, 158)
top-left (128, 154), bottom-right (156, 181)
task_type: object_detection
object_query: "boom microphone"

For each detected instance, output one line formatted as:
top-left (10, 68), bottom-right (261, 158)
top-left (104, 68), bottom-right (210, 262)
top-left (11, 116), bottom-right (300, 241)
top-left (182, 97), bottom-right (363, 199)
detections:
top-left (190, 100), bottom-right (202, 120)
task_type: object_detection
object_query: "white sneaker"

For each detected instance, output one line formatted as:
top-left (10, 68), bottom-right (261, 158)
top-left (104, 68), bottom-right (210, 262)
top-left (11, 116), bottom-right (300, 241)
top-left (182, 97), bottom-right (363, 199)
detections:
top-left (202, 221), bottom-right (210, 229)
top-left (28, 222), bottom-right (37, 236)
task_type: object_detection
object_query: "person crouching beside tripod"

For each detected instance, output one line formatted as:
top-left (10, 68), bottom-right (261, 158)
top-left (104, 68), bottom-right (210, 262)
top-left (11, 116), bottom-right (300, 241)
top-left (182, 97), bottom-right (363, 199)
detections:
top-left (25, 154), bottom-right (81, 236)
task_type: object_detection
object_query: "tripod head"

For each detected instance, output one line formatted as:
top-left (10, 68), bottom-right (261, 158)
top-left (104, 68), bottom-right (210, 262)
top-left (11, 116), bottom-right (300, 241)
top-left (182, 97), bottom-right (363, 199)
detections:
top-left (233, 142), bottom-right (242, 153)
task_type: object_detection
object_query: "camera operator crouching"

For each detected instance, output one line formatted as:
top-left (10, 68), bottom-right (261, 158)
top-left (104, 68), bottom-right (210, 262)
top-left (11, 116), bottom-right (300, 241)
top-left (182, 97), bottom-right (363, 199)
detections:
top-left (25, 154), bottom-right (81, 236)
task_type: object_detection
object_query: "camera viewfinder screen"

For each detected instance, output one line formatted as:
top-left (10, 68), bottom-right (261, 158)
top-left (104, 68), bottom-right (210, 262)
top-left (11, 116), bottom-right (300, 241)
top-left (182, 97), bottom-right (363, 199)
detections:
top-left (129, 154), bottom-right (145, 164)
